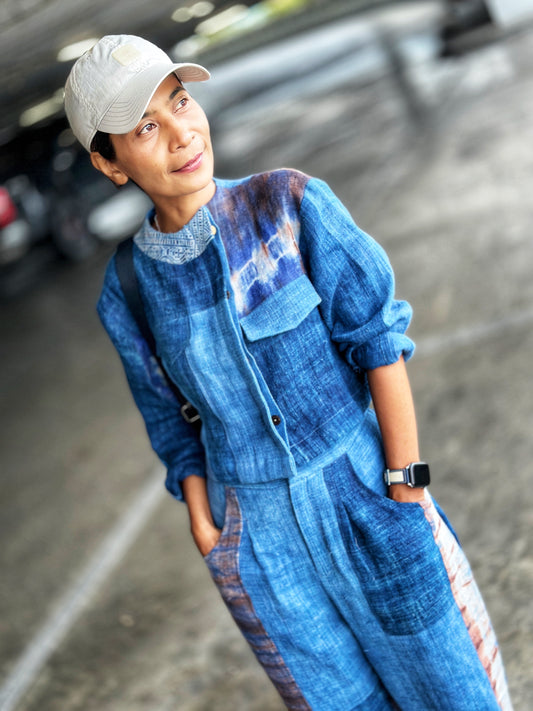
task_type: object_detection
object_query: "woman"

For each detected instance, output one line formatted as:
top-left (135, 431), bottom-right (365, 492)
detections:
top-left (64, 34), bottom-right (512, 710)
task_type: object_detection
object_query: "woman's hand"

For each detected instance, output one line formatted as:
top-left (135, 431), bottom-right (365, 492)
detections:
top-left (182, 474), bottom-right (221, 557)
top-left (191, 520), bottom-right (222, 557)
top-left (388, 483), bottom-right (426, 504)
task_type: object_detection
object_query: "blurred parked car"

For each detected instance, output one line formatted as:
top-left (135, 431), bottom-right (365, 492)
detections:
top-left (0, 173), bottom-right (58, 297)
top-left (0, 175), bottom-right (48, 266)
top-left (50, 128), bottom-right (152, 246)
top-left (0, 123), bottom-right (152, 297)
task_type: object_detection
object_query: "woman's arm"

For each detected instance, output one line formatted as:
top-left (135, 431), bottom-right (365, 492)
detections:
top-left (367, 356), bottom-right (425, 503)
top-left (182, 475), bottom-right (221, 556)
top-left (98, 260), bottom-right (208, 501)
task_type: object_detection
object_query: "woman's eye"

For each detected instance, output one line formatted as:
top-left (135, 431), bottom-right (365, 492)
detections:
top-left (139, 122), bottom-right (156, 135)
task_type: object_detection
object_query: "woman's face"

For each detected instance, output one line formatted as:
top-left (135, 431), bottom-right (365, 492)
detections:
top-left (93, 73), bottom-right (214, 209)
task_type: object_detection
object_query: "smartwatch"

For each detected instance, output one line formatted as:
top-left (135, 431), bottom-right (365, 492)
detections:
top-left (383, 462), bottom-right (430, 488)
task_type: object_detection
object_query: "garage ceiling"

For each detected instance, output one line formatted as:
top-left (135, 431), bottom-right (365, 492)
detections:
top-left (0, 0), bottom-right (371, 148)
top-left (0, 0), bottom-right (231, 142)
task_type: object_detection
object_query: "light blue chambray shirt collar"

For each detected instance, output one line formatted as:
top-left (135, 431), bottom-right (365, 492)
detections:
top-left (134, 204), bottom-right (215, 265)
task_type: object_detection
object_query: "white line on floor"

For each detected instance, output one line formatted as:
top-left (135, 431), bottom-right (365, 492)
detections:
top-left (0, 466), bottom-right (166, 711)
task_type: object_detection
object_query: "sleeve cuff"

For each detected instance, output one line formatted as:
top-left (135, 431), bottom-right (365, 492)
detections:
top-left (354, 331), bottom-right (416, 371)
top-left (165, 464), bottom-right (206, 502)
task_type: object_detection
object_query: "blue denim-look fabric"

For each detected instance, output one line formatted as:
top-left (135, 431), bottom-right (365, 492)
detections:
top-left (205, 415), bottom-right (508, 710)
top-left (97, 170), bottom-right (414, 495)
top-left (97, 170), bottom-right (510, 710)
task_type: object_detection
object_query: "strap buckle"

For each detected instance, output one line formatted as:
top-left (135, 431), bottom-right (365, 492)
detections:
top-left (180, 401), bottom-right (201, 425)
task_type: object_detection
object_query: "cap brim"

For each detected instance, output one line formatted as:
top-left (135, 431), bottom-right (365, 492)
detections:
top-left (97, 61), bottom-right (210, 136)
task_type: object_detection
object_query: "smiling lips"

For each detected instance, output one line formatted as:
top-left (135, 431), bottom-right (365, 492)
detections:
top-left (175, 152), bottom-right (203, 173)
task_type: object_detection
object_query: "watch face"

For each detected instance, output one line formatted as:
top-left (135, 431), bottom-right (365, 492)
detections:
top-left (411, 463), bottom-right (431, 487)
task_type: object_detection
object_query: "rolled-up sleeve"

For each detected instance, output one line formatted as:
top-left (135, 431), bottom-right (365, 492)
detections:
top-left (299, 178), bottom-right (414, 371)
top-left (97, 258), bottom-right (206, 501)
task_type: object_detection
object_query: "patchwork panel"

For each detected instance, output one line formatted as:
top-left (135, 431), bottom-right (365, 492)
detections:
top-left (209, 171), bottom-right (308, 318)
top-left (420, 497), bottom-right (513, 711)
top-left (204, 489), bottom-right (312, 711)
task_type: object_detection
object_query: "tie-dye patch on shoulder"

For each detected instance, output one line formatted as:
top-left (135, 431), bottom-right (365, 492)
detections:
top-left (209, 171), bottom-right (309, 318)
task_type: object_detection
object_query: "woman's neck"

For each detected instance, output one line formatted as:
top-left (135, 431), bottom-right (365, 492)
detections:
top-left (152, 180), bottom-right (216, 233)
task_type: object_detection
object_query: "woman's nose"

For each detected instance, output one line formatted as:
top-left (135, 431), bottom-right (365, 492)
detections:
top-left (168, 118), bottom-right (193, 151)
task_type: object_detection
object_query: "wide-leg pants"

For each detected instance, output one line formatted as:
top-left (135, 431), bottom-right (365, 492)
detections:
top-left (204, 413), bottom-right (512, 710)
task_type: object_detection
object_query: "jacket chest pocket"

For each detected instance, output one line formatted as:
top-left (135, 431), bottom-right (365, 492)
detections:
top-left (239, 274), bottom-right (321, 342)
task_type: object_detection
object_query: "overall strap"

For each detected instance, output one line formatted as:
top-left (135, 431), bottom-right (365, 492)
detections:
top-left (114, 237), bottom-right (201, 430)
top-left (115, 237), bottom-right (155, 351)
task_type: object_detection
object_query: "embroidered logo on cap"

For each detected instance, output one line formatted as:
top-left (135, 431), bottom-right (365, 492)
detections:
top-left (112, 44), bottom-right (142, 66)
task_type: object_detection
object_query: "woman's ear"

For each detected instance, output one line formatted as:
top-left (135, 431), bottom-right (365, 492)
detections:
top-left (90, 152), bottom-right (129, 187)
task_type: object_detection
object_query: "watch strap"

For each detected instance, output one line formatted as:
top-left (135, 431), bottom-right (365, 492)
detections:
top-left (383, 462), bottom-right (430, 487)
top-left (383, 467), bottom-right (409, 485)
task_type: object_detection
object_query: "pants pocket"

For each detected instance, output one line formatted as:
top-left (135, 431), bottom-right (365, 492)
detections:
top-left (203, 487), bottom-right (241, 573)
top-left (325, 454), bottom-right (455, 635)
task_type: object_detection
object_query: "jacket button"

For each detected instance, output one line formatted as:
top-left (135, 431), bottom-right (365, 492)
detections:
top-left (271, 415), bottom-right (281, 426)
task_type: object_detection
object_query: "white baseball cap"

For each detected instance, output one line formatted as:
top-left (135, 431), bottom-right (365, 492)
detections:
top-left (64, 34), bottom-right (210, 152)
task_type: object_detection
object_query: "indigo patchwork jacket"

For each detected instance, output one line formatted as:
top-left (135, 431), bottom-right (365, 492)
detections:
top-left (97, 169), bottom-right (414, 500)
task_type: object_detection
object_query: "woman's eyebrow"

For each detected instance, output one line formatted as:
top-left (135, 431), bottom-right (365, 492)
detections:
top-left (168, 84), bottom-right (185, 102)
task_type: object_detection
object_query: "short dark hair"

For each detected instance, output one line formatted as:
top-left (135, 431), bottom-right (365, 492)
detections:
top-left (90, 131), bottom-right (116, 160)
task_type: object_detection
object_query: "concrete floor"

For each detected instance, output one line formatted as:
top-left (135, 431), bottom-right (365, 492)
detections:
top-left (1, 6), bottom-right (532, 710)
